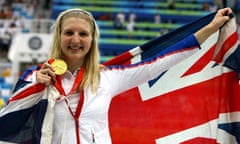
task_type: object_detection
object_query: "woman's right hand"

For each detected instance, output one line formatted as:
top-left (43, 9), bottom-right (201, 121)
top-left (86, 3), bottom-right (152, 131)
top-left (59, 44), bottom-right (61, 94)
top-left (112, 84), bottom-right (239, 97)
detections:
top-left (36, 62), bottom-right (56, 85)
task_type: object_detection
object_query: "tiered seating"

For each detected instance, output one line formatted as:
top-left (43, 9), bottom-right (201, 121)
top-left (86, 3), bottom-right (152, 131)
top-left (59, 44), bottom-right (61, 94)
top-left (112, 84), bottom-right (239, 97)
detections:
top-left (0, 63), bottom-right (13, 108)
top-left (51, 0), bottom-right (212, 58)
top-left (52, 1), bottom-right (210, 23)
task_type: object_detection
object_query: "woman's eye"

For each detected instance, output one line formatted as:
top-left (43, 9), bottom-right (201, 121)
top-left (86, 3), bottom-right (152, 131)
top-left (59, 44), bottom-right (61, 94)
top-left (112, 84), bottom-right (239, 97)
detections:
top-left (79, 32), bottom-right (88, 36)
top-left (65, 31), bottom-right (73, 35)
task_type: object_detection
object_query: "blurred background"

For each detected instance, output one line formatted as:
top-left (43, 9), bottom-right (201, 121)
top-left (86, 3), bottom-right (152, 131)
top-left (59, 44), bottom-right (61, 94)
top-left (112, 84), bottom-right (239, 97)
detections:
top-left (0, 0), bottom-right (239, 108)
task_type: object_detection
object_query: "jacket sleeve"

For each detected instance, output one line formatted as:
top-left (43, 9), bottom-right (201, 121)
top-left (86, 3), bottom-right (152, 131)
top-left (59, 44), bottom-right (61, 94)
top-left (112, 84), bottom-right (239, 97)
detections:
top-left (102, 34), bottom-right (201, 96)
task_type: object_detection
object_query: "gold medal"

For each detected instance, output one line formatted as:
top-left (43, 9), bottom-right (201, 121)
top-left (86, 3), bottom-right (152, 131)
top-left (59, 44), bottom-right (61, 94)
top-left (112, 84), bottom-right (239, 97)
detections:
top-left (51, 59), bottom-right (67, 75)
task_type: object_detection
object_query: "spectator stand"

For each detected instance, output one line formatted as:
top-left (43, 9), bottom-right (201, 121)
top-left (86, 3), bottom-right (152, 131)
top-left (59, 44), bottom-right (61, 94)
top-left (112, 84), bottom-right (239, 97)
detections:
top-left (0, 62), bottom-right (13, 107)
top-left (52, 0), bottom-right (213, 59)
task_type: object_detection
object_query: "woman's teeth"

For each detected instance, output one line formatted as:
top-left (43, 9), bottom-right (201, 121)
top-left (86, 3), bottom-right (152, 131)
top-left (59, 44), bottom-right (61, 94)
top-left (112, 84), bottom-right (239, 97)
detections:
top-left (68, 46), bottom-right (83, 49)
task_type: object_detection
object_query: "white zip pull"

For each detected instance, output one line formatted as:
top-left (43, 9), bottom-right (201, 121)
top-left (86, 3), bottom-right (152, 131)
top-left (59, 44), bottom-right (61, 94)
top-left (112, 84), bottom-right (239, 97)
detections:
top-left (91, 130), bottom-right (95, 144)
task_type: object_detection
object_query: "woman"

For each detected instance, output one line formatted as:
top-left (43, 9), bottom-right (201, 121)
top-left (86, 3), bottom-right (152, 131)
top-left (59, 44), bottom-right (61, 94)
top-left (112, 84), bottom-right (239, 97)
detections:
top-left (0, 7), bottom-right (233, 144)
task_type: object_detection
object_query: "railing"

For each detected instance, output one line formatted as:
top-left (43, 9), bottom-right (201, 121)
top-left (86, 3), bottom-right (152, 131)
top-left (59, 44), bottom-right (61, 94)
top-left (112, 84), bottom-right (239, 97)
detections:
top-left (0, 19), bottom-right (55, 34)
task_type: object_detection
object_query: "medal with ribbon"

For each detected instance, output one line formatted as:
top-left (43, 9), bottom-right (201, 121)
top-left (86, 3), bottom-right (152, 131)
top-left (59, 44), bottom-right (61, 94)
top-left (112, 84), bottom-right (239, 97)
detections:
top-left (48, 58), bottom-right (84, 144)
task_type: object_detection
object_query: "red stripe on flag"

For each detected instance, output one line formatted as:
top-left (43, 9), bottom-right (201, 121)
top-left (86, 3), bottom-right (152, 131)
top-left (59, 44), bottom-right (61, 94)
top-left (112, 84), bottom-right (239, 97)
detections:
top-left (214, 32), bottom-right (238, 63)
top-left (182, 44), bottom-right (216, 77)
top-left (103, 51), bottom-right (133, 66)
top-left (8, 84), bottom-right (45, 103)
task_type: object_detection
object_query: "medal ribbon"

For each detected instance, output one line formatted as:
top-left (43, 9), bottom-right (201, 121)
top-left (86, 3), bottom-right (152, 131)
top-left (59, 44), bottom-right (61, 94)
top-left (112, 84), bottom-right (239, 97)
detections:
top-left (49, 58), bottom-right (84, 144)
top-left (54, 67), bottom-right (84, 96)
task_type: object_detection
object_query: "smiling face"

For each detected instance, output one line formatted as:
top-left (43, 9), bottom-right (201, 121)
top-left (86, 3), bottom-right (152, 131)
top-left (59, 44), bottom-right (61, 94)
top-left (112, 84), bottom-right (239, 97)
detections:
top-left (50, 9), bottom-right (101, 91)
top-left (60, 17), bottom-right (93, 67)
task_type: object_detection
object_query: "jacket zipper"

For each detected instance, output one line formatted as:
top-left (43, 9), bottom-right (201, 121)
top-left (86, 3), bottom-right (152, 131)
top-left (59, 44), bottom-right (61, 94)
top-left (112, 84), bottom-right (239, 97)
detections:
top-left (91, 130), bottom-right (95, 144)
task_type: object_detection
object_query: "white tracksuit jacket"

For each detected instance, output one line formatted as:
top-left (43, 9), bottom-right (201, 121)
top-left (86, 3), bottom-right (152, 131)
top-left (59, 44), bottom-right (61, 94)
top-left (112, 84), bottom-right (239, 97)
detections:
top-left (42, 34), bottom-right (200, 144)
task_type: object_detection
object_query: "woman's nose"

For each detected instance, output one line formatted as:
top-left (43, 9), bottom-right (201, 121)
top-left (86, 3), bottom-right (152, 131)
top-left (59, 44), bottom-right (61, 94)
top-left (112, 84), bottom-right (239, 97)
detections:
top-left (71, 33), bottom-right (80, 44)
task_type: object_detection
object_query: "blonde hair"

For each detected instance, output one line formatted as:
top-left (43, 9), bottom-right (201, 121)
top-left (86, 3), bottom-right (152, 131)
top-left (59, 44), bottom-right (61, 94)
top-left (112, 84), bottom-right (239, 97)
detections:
top-left (50, 8), bottom-right (101, 92)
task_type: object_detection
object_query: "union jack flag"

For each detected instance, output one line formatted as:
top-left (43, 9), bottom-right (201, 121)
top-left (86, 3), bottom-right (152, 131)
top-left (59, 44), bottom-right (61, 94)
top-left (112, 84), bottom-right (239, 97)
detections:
top-left (105, 13), bottom-right (240, 144)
